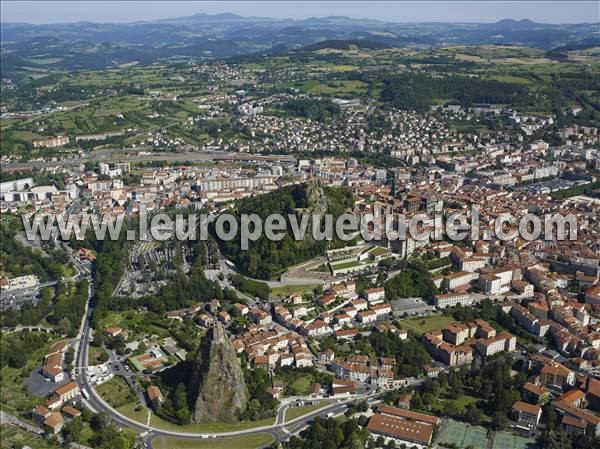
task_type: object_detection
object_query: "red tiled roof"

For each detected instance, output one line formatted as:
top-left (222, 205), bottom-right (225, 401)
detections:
top-left (512, 401), bottom-right (541, 415)
top-left (378, 404), bottom-right (440, 425)
top-left (367, 414), bottom-right (433, 445)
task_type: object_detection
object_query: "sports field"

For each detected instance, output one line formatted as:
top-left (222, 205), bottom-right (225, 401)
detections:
top-left (492, 431), bottom-right (537, 449)
top-left (441, 420), bottom-right (488, 448)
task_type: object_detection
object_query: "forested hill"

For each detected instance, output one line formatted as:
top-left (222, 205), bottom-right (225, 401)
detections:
top-left (218, 181), bottom-right (355, 280)
top-left (380, 73), bottom-right (532, 113)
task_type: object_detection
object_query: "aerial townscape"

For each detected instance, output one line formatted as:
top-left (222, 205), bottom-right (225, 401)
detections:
top-left (1, 2), bottom-right (600, 449)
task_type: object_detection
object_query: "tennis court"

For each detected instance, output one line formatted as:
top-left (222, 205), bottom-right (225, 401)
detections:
top-left (492, 432), bottom-right (537, 449)
top-left (463, 425), bottom-right (488, 448)
top-left (442, 420), bottom-right (489, 448)
top-left (442, 420), bottom-right (467, 446)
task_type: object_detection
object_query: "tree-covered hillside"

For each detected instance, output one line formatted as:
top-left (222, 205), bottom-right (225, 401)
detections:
top-left (218, 182), bottom-right (355, 280)
top-left (380, 73), bottom-right (532, 112)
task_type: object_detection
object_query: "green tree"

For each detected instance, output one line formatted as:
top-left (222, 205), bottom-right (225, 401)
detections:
top-left (90, 413), bottom-right (109, 433)
top-left (492, 411), bottom-right (508, 430)
top-left (62, 416), bottom-right (83, 443)
top-left (537, 428), bottom-right (572, 449)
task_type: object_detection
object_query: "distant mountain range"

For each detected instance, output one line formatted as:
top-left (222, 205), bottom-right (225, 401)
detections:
top-left (1, 13), bottom-right (598, 76)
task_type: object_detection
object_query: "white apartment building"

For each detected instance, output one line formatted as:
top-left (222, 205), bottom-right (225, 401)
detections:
top-left (434, 292), bottom-right (474, 309)
top-left (443, 271), bottom-right (480, 290)
top-left (475, 333), bottom-right (516, 357)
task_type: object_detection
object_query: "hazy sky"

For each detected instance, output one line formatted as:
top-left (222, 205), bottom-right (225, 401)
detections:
top-left (1, 1), bottom-right (599, 24)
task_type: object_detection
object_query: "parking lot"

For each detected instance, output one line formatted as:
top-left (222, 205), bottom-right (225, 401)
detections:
top-left (25, 362), bottom-right (72, 398)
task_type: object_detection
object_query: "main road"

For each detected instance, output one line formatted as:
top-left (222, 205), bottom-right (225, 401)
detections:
top-left (3, 149), bottom-right (296, 171)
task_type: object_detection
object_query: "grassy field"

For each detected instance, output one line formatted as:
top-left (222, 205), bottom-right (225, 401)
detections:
top-left (290, 374), bottom-right (313, 396)
top-left (285, 402), bottom-right (329, 422)
top-left (331, 260), bottom-right (363, 270)
top-left (98, 310), bottom-right (145, 329)
top-left (269, 283), bottom-right (320, 299)
top-left (400, 315), bottom-right (457, 334)
top-left (116, 399), bottom-right (277, 433)
top-left (148, 412), bottom-right (275, 433)
top-left (448, 120), bottom-right (491, 133)
top-left (449, 395), bottom-right (480, 410)
top-left (117, 401), bottom-right (149, 423)
top-left (151, 433), bottom-right (273, 449)
top-left (10, 130), bottom-right (43, 141)
top-left (88, 345), bottom-right (109, 365)
top-left (428, 393), bottom-right (484, 418)
top-left (275, 367), bottom-right (332, 397)
top-left (98, 310), bottom-right (171, 338)
top-left (95, 376), bottom-right (137, 408)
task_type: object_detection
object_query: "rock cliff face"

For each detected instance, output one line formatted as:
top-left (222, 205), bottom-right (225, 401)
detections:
top-left (190, 324), bottom-right (248, 423)
top-left (305, 178), bottom-right (328, 215)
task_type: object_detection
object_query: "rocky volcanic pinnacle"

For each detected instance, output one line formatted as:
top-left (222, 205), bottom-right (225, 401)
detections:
top-left (190, 324), bottom-right (248, 423)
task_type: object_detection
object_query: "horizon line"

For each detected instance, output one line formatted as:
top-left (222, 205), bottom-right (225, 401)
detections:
top-left (1, 11), bottom-right (598, 26)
